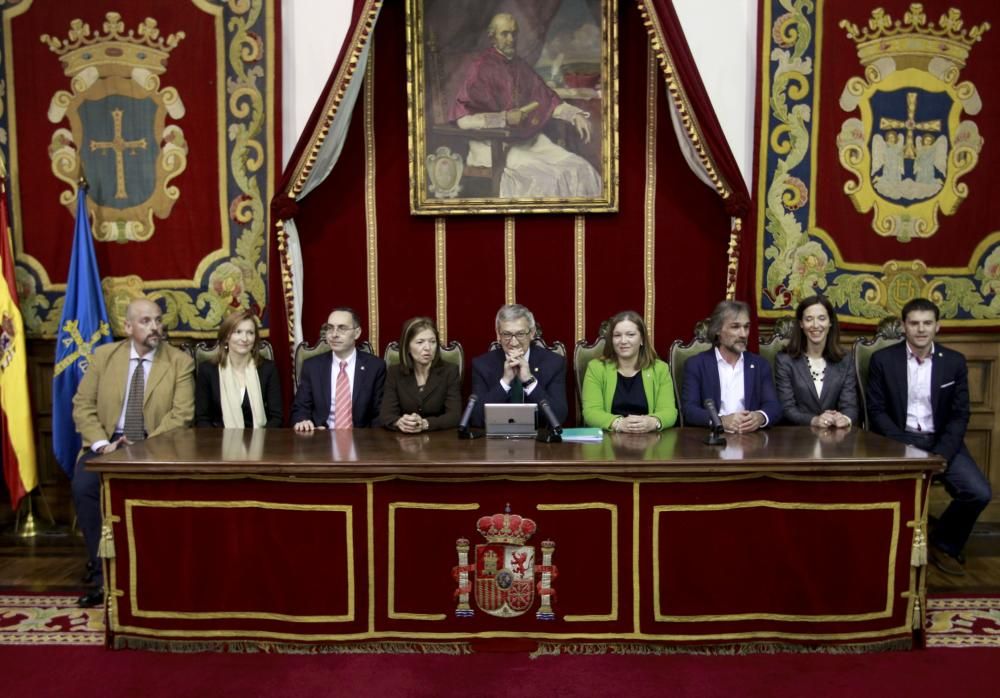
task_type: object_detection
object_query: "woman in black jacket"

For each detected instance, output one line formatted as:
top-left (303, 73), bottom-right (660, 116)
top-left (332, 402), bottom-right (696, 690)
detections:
top-left (195, 310), bottom-right (282, 427)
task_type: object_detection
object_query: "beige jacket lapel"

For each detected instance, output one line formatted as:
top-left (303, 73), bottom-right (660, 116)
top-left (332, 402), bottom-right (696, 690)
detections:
top-left (144, 347), bottom-right (167, 405)
top-left (100, 341), bottom-right (131, 433)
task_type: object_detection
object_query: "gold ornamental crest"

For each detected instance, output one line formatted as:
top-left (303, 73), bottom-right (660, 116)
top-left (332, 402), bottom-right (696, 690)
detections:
top-left (41, 12), bottom-right (189, 243)
top-left (835, 4), bottom-right (989, 242)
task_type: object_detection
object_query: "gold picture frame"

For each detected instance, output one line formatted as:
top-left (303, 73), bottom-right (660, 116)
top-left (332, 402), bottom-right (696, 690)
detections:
top-left (407, 0), bottom-right (619, 215)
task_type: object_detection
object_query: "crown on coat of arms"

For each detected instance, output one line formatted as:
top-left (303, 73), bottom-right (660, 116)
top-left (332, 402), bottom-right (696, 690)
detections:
top-left (839, 3), bottom-right (990, 68)
top-left (477, 504), bottom-right (536, 545)
top-left (40, 12), bottom-right (185, 78)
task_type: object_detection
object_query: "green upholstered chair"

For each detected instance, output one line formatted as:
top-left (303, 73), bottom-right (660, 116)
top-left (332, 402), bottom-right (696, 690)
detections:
top-left (294, 338), bottom-right (373, 387)
top-left (854, 317), bottom-right (904, 430)
top-left (758, 315), bottom-right (795, 377)
top-left (384, 342), bottom-right (400, 368)
top-left (193, 339), bottom-right (274, 369)
top-left (572, 317), bottom-right (613, 421)
top-left (668, 319), bottom-right (712, 427)
top-left (383, 339), bottom-right (465, 379)
top-left (573, 336), bottom-right (606, 420)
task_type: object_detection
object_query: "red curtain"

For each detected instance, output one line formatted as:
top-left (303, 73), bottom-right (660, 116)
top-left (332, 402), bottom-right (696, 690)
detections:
top-left (269, 1), bottom-right (751, 410)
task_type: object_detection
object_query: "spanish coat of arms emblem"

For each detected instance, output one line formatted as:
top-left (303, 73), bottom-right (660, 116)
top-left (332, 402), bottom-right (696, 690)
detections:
top-left (452, 505), bottom-right (557, 620)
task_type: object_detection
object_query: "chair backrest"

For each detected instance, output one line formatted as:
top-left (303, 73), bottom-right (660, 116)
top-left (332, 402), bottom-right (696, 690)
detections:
top-left (193, 339), bottom-right (274, 369)
top-left (853, 317), bottom-right (904, 430)
top-left (294, 339), bottom-right (373, 387)
top-left (384, 341), bottom-right (400, 368)
top-left (668, 319), bottom-right (713, 427)
top-left (573, 336), bottom-right (606, 418)
top-left (758, 315), bottom-right (795, 377)
top-left (384, 339), bottom-right (465, 379)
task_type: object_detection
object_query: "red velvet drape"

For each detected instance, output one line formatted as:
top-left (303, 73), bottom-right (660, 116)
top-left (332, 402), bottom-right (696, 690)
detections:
top-left (269, 1), bottom-right (751, 418)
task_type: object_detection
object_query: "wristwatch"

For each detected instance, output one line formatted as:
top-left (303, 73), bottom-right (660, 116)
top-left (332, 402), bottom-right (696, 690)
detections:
top-left (521, 376), bottom-right (537, 388)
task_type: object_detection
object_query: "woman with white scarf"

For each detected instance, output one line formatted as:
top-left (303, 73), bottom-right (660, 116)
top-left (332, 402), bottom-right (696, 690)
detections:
top-left (195, 310), bottom-right (283, 428)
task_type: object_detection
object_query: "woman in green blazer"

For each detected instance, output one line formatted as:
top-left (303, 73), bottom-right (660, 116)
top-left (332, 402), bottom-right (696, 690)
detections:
top-left (582, 310), bottom-right (677, 432)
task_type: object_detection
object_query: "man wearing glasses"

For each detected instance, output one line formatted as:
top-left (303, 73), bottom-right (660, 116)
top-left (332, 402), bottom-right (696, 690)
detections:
top-left (292, 307), bottom-right (386, 431)
top-left (469, 303), bottom-right (568, 428)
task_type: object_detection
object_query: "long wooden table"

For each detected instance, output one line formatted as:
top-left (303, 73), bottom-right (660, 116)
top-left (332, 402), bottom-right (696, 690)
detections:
top-left (91, 427), bottom-right (943, 652)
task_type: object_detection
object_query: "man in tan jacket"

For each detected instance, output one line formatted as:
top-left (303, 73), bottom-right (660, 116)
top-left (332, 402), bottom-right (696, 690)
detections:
top-left (71, 298), bottom-right (194, 607)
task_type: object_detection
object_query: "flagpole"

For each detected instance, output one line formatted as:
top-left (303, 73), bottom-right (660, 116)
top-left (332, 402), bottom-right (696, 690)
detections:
top-left (14, 486), bottom-right (57, 537)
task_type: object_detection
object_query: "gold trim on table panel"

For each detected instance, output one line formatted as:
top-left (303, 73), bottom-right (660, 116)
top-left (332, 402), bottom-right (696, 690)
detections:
top-left (104, 473), bottom-right (396, 485)
top-left (101, 472), bottom-right (929, 487)
top-left (100, 472), bottom-right (931, 485)
top-left (651, 500), bottom-right (901, 623)
top-left (537, 502), bottom-right (618, 622)
top-left (108, 622), bottom-right (915, 643)
top-left (387, 502), bottom-right (479, 621)
top-left (387, 472), bottom-right (928, 485)
top-left (632, 481), bottom-right (641, 633)
top-left (101, 473), bottom-right (119, 629)
top-left (122, 499), bottom-right (355, 623)
top-left (915, 476), bottom-right (933, 627)
top-left (367, 482), bottom-right (376, 633)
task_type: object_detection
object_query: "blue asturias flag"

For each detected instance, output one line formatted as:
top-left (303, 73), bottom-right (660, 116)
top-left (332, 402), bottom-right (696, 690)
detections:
top-left (52, 186), bottom-right (111, 476)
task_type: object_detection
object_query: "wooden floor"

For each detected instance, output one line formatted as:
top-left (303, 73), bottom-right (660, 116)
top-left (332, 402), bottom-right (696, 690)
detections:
top-left (2, 518), bottom-right (999, 595)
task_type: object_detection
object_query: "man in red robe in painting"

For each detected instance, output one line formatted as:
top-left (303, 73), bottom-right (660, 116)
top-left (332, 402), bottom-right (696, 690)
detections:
top-left (448, 12), bottom-right (601, 198)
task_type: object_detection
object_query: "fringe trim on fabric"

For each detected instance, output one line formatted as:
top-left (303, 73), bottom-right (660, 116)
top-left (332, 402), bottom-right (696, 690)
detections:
top-left (112, 636), bottom-right (474, 655)
top-left (529, 638), bottom-right (913, 658)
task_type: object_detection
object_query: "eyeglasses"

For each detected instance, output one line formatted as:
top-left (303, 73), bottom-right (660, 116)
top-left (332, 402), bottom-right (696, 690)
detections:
top-left (321, 323), bottom-right (358, 337)
top-left (499, 330), bottom-right (531, 342)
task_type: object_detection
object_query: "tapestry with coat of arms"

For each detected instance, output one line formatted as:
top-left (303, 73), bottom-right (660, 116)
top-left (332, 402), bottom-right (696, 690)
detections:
top-left (0, 0), bottom-right (277, 337)
top-left (755, 0), bottom-right (1000, 325)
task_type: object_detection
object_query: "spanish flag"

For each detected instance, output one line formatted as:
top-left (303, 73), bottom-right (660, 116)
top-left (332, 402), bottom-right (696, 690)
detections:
top-left (0, 166), bottom-right (38, 511)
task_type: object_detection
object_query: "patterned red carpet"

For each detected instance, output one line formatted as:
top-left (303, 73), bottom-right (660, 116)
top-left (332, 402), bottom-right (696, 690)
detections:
top-left (2, 594), bottom-right (999, 698)
top-left (925, 596), bottom-right (1000, 648)
top-left (3, 593), bottom-right (998, 649)
top-left (0, 594), bottom-right (103, 646)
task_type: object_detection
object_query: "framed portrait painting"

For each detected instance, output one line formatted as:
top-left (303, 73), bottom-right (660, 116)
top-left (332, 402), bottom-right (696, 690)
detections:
top-left (407, 0), bottom-right (618, 215)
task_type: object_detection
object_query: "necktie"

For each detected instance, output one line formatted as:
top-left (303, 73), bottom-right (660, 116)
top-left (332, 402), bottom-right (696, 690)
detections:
top-left (334, 360), bottom-right (353, 430)
top-left (123, 358), bottom-right (146, 441)
top-left (509, 375), bottom-right (524, 403)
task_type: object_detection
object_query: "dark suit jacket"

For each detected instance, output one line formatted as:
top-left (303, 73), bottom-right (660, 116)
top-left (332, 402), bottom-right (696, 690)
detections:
top-left (194, 359), bottom-right (283, 427)
top-left (681, 349), bottom-right (783, 427)
top-left (470, 346), bottom-right (568, 428)
top-left (774, 352), bottom-right (859, 425)
top-left (380, 362), bottom-right (462, 430)
top-left (291, 351), bottom-right (386, 428)
top-left (867, 342), bottom-right (970, 462)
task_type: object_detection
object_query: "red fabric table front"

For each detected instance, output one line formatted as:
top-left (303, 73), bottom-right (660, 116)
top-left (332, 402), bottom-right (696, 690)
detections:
top-left (90, 428), bottom-right (940, 652)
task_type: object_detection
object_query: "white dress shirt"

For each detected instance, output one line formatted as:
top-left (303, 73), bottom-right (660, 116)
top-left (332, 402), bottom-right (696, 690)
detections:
top-left (327, 350), bottom-right (358, 429)
top-left (715, 348), bottom-right (745, 416)
top-left (905, 343), bottom-right (935, 434)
